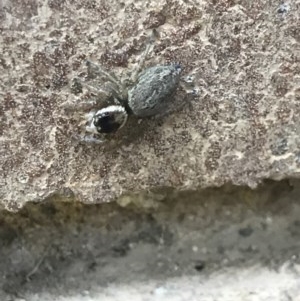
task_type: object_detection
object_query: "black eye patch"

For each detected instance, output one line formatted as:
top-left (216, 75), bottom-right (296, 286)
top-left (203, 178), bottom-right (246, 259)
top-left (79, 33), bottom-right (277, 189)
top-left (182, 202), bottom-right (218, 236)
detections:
top-left (94, 112), bottom-right (122, 134)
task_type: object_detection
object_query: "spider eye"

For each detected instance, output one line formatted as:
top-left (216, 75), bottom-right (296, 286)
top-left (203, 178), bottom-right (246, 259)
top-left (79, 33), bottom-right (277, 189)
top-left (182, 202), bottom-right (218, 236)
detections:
top-left (94, 112), bottom-right (119, 134)
top-left (92, 106), bottom-right (128, 134)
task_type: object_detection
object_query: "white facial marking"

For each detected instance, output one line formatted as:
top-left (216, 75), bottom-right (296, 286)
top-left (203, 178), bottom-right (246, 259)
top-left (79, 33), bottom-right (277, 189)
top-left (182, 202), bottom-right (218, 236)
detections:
top-left (94, 105), bottom-right (126, 116)
top-left (85, 105), bottom-right (128, 134)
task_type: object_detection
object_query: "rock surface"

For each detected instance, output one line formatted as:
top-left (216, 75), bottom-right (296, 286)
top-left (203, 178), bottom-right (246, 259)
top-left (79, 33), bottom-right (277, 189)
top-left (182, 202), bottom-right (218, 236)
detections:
top-left (1, 0), bottom-right (300, 209)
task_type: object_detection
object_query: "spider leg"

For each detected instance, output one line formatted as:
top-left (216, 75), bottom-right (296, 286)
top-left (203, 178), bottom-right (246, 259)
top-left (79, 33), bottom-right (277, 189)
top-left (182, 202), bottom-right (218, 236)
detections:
top-left (179, 75), bottom-right (199, 95)
top-left (62, 76), bottom-right (120, 112)
top-left (60, 99), bottom-right (98, 112)
top-left (82, 82), bottom-right (112, 99)
top-left (101, 81), bottom-right (129, 108)
top-left (86, 60), bottom-right (128, 102)
top-left (73, 134), bottom-right (104, 144)
top-left (75, 111), bottom-right (104, 142)
top-left (86, 60), bottom-right (124, 91)
top-left (131, 43), bottom-right (153, 83)
top-left (131, 29), bottom-right (158, 82)
top-left (70, 76), bottom-right (105, 94)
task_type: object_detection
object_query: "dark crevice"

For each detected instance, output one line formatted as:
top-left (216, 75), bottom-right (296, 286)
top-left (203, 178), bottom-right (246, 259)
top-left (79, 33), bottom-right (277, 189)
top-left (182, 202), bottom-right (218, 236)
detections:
top-left (0, 179), bottom-right (300, 297)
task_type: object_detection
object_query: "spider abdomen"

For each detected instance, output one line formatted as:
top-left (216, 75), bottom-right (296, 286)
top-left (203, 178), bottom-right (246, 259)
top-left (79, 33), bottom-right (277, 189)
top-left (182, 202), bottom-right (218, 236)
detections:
top-left (128, 64), bottom-right (182, 118)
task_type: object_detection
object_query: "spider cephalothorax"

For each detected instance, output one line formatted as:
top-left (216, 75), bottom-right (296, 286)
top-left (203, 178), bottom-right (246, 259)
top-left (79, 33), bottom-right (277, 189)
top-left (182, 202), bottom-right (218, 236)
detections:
top-left (87, 105), bottom-right (128, 134)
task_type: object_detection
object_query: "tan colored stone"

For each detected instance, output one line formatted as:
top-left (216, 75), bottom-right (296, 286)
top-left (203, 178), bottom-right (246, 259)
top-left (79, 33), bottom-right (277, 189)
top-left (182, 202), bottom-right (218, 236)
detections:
top-left (1, 0), bottom-right (300, 209)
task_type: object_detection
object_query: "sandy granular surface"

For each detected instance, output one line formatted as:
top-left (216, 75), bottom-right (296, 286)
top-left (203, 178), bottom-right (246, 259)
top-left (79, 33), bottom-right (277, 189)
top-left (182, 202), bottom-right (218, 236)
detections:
top-left (1, 0), bottom-right (300, 208)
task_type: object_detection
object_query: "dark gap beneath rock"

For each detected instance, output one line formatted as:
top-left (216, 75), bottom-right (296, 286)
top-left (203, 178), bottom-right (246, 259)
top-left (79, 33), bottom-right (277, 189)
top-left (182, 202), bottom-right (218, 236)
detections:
top-left (0, 179), bottom-right (300, 298)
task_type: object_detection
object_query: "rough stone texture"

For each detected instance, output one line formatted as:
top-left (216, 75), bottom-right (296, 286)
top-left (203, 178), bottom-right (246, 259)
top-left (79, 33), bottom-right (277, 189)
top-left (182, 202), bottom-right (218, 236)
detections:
top-left (1, 180), bottom-right (300, 300)
top-left (1, 0), bottom-right (300, 209)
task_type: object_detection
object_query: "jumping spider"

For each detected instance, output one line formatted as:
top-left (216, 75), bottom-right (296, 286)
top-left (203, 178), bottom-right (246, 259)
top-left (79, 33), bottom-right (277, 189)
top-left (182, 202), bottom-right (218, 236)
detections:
top-left (67, 39), bottom-right (194, 143)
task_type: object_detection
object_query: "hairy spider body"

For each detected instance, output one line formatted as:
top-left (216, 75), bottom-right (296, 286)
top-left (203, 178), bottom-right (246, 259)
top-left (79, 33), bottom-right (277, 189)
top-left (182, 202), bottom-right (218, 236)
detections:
top-left (66, 34), bottom-right (194, 143)
top-left (83, 61), bottom-right (183, 139)
top-left (128, 64), bottom-right (182, 117)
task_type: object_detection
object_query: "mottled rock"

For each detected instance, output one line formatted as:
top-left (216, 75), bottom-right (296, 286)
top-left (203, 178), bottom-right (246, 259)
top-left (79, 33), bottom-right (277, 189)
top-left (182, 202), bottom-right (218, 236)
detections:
top-left (1, 0), bottom-right (300, 210)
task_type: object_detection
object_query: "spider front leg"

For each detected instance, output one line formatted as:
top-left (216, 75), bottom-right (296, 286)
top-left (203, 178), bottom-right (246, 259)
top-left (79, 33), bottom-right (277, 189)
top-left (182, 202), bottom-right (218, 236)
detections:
top-left (86, 60), bottom-right (127, 100)
top-left (61, 77), bottom-right (115, 112)
top-left (131, 29), bottom-right (158, 83)
top-left (180, 74), bottom-right (200, 95)
top-left (130, 44), bottom-right (153, 83)
top-left (74, 134), bottom-right (104, 144)
top-left (73, 112), bottom-right (105, 144)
